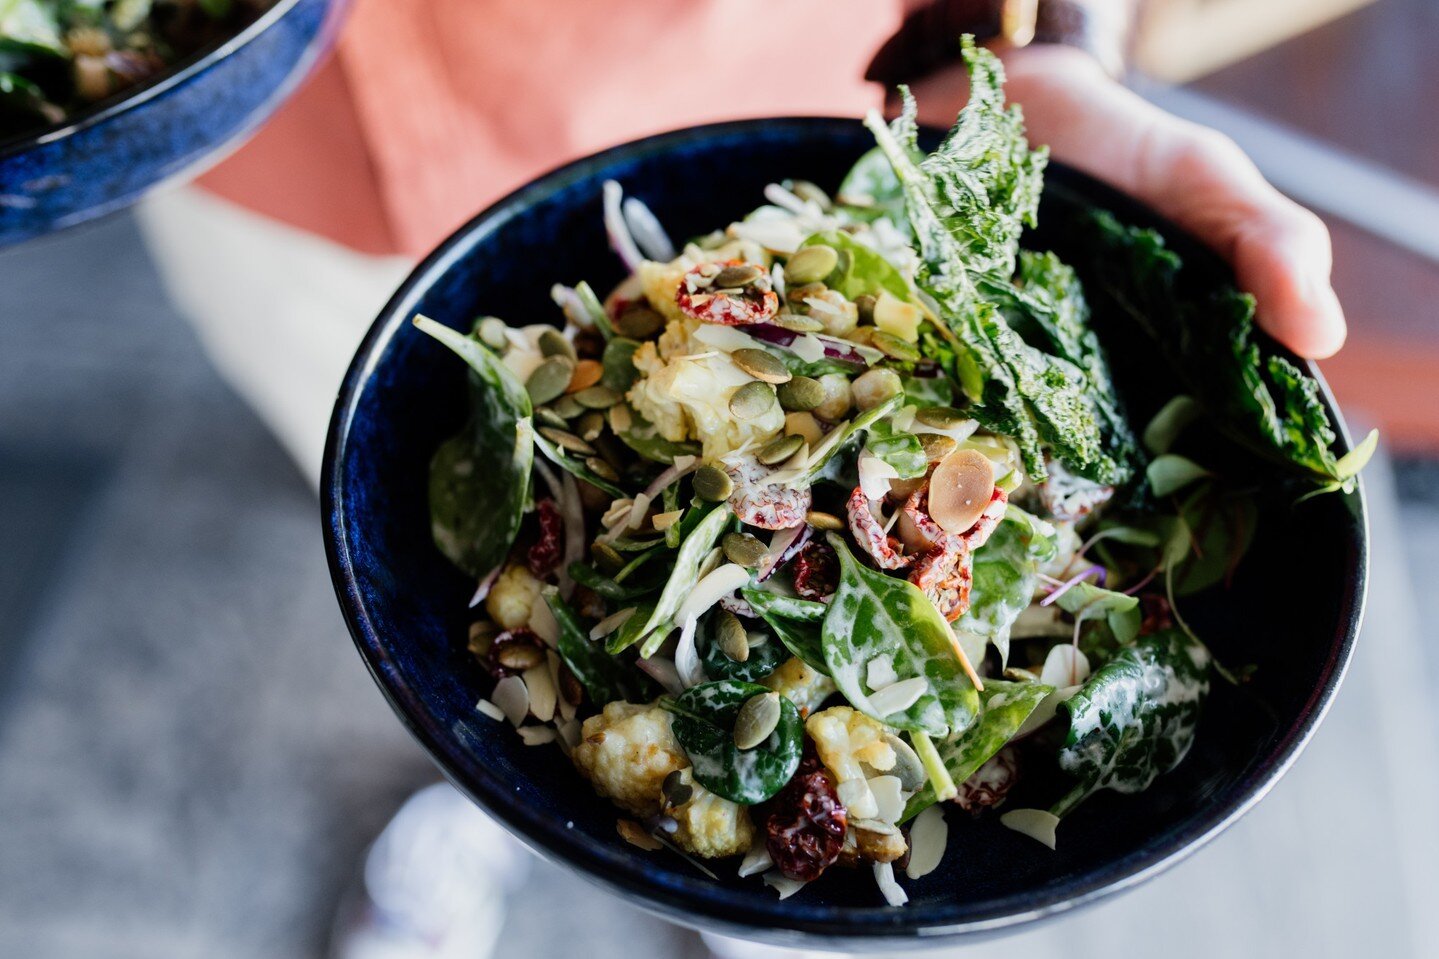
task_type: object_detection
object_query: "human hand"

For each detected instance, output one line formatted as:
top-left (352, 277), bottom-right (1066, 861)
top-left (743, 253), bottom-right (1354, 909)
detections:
top-left (907, 44), bottom-right (1347, 359)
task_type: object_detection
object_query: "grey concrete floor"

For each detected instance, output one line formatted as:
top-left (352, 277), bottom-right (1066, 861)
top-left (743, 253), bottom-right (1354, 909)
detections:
top-left (1, 210), bottom-right (1435, 958)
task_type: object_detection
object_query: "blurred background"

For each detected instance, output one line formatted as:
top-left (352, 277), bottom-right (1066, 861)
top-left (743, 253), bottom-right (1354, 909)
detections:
top-left (2, 0), bottom-right (1437, 956)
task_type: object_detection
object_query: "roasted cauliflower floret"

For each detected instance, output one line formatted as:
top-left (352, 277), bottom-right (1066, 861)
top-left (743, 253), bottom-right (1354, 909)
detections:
top-left (485, 563), bottom-right (543, 631)
top-left (572, 701), bottom-right (687, 817)
top-left (668, 772), bottom-right (756, 859)
top-left (762, 657), bottom-right (836, 717)
top-left (627, 341), bottom-right (783, 458)
top-left (806, 706), bottom-right (895, 782)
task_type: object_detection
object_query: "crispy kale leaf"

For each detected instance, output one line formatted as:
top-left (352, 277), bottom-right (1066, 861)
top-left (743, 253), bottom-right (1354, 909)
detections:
top-left (862, 39), bottom-right (1134, 486)
top-left (1080, 210), bottom-right (1372, 490)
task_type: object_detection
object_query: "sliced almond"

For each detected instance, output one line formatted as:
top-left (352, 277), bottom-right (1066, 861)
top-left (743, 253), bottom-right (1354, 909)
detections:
top-left (929, 448), bottom-right (995, 534)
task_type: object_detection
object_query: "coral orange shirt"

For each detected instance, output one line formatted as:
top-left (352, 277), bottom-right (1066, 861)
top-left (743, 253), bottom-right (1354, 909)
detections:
top-left (199, 0), bottom-right (902, 257)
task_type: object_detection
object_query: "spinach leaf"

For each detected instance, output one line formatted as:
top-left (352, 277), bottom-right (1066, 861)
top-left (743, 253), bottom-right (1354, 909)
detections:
top-left (1078, 210), bottom-right (1373, 492)
top-left (414, 315), bottom-right (535, 579)
top-left (866, 420), bottom-right (927, 479)
top-left (1168, 482), bottom-right (1259, 596)
top-left (636, 504), bottom-right (732, 656)
top-left (699, 614), bottom-right (788, 684)
top-left (601, 337), bottom-right (640, 390)
top-left (799, 230), bottom-right (911, 301)
top-left (544, 589), bottom-right (654, 705)
top-left (1052, 628), bottom-right (1210, 817)
top-left (951, 507), bottom-right (1056, 650)
top-left (837, 146), bottom-right (911, 228)
top-left (740, 588), bottom-right (829, 675)
top-left (795, 393), bottom-right (904, 485)
top-left (904, 680), bottom-right (1052, 820)
top-left (822, 533), bottom-right (979, 737)
top-left (1055, 579), bottom-right (1141, 648)
top-left (568, 562), bottom-right (657, 602)
top-left (666, 680), bottom-right (803, 805)
top-left (605, 601), bottom-right (656, 654)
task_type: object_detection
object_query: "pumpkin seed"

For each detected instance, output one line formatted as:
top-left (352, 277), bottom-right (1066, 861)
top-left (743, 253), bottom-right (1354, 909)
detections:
top-left (729, 381), bottom-right (777, 419)
top-left (713, 264), bottom-right (764, 289)
top-left (773, 313), bottom-right (825, 333)
top-left (592, 434), bottom-right (627, 471)
top-left (538, 327), bottom-right (576, 359)
top-left (693, 464), bottom-right (734, 502)
top-left (722, 531), bottom-right (766, 568)
top-left (915, 406), bottom-right (968, 429)
top-left (777, 375), bottom-right (824, 412)
top-left (585, 456), bottom-right (620, 482)
top-left (616, 306), bottom-right (664, 339)
top-left (918, 432), bottom-right (957, 462)
top-left (575, 410), bottom-right (606, 442)
top-left (785, 245), bottom-right (839, 285)
top-left (567, 358), bottom-right (603, 393)
top-left (871, 330), bottom-right (921, 362)
top-left (733, 692), bottom-right (782, 750)
top-left (476, 316), bottom-right (510, 351)
top-left (805, 510), bottom-right (844, 531)
top-left (538, 426), bottom-right (595, 456)
top-left (497, 643), bottom-right (546, 671)
top-left (551, 394), bottom-right (584, 419)
top-left (714, 609), bottom-right (750, 662)
top-left (757, 433), bottom-right (804, 466)
top-left (853, 294), bottom-right (877, 324)
top-left (573, 385), bottom-right (621, 409)
top-left (590, 540), bottom-right (624, 573)
top-left (732, 348), bottom-right (792, 384)
top-left (467, 620), bottom-right (498, 657)
top-left (662, 770), bottom-right (693, 808)
top-left (786, 281), bottom-right (827, 303)
top-left (535, 407), bottom-right (569, 431)
top-left (526, 355), bottom-right (576, 405)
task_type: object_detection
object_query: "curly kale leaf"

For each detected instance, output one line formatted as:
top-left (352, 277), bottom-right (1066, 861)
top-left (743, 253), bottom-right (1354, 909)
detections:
top-left (1080, 210), bottom-right (1372, 491)
top-left (862, 40), bottom-right (1132, 486)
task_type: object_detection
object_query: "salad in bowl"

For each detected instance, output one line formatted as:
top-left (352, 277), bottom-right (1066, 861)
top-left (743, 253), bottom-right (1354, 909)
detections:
top-left (409, 40), bottom-right (1373, 908)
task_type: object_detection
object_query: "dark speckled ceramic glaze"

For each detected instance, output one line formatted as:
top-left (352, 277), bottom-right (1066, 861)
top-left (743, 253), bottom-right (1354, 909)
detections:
top-left (0, 0), bottom-right (344, 245)
top-left (322, 119), bottom-right (1367, 948)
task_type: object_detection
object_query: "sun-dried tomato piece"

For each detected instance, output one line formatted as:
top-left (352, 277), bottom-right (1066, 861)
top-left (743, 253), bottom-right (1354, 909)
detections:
top-left (846, 486), bottom-right (911, 570)
top-left (953, 746), bottom-right (1020, 814)
top-left (727, 459), bottom-right (811, 530)
top-left (790, 540), bottom-right (839, 600)
top-left (764, 745), bottom-right (847, 882)
top-left (484, 628), bottom-right (546, 679)
top-left (675, 260), bottom-right (779, 326)
top-left (526, 498), bottom-right (564, 578)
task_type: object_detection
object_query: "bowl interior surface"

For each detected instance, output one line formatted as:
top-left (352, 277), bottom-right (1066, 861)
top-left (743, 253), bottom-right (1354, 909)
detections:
top-left (324, 119), bottom-right (1366, 944)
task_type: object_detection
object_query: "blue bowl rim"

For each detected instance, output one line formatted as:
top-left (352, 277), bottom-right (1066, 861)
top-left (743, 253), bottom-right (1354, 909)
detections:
top-left (0, 0), bottom-right (308, 159)
top-left (322, 116), bottom-right (1369, 943)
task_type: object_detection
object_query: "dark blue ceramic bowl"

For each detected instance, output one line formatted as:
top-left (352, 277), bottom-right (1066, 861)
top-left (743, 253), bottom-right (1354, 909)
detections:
top-left (323, 119), bottom-right (1367, 947)
top-left (0, 0), bottom-right (344, 246)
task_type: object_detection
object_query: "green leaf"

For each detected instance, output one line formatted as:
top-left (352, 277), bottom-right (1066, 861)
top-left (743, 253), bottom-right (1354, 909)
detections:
top-left (1052, 629), bottom-right (1211, 817)
top-left (574, 281), bottom-right (614, 340)
top-left (1143, 395), bottom-right (1202, 455)
top-left (837, 145), bottom-right (911, 227)
top-left (667, 680), bottom-right (803, 805)
top-left (1077, 211), bottom-right (1371, 491)
top-left (605, 601), bottom-right (656, 654)
top-left (699, 611), bottom-right (789, 684)
top-left (1054, 579), bottom-right (1141, 648)
top-left (568, 562), bottom-right (656, 602)
top-left (637, 505), bottom-right (731, 655)
top-left (866, 420), bottom-right (927, 479)
top-left (740, 588), bottom-right (829, 674)
top-left (414, 315), bottom-right (534, 579)
top-left (1168, 483), bottom-right (1259, 596)
top-left (1334, 427), bottom-right (1379, 482)
top-left (904, 680), bottom-right (1052, 820)
top-left (1146, 453), bottom-right (1212, 498)
top-left (799, 230), bottom-right (911, 301)
top-left (601, 337), bottom-right (641, 391)
top-left (951, 507), bottom-right (1057, 649)
top-left (822, 533), bottom-right (979, 737)
top-left (0, 0), bottom-right (65, 54)
top-left (544, 589), bottom-right (655, 704)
